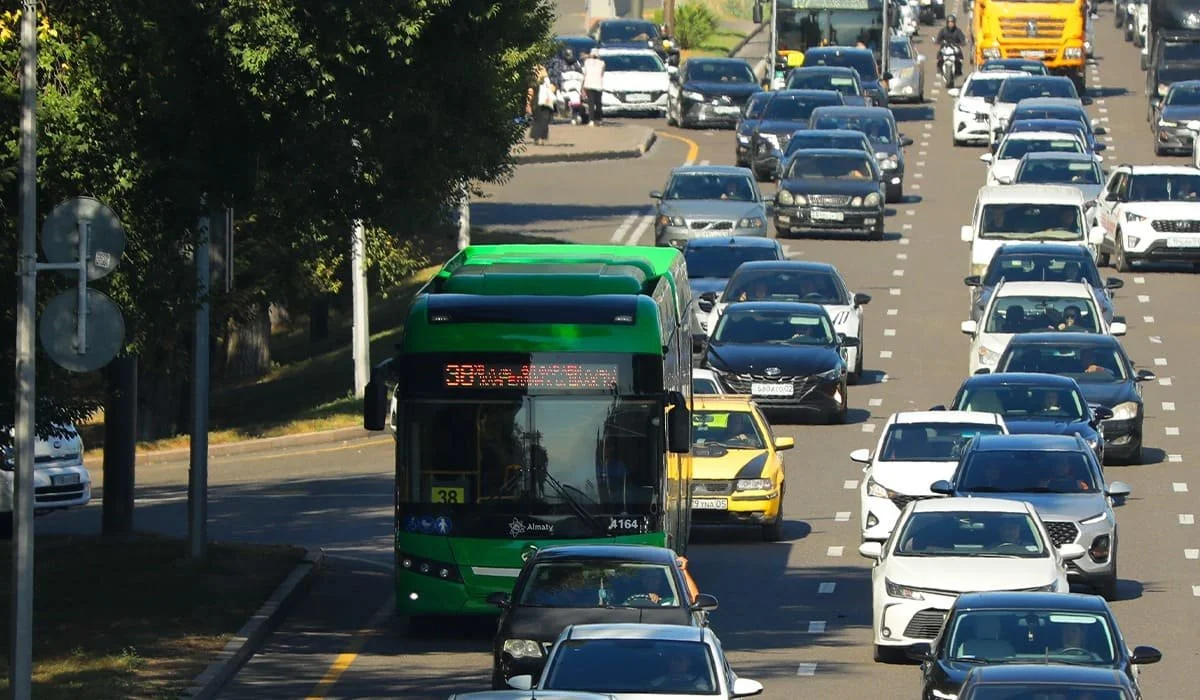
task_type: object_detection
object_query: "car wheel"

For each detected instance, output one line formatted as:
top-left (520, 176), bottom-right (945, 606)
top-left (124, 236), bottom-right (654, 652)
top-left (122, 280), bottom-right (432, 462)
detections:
top-left (1114, 233), bottom-right (1133, 272)
top-left (1154, 141), bottom-right (1166, 156)
top-left (1125, 26), bottom-right (1133, 42)
top-left (491, 666), bottom-right (507, 690)
top-left (1097, 245), bottom-right (1111, 267)
top-left (763, 490), bottom-right (784, 541)
top-left (775, 224), bottom-right (791, 238)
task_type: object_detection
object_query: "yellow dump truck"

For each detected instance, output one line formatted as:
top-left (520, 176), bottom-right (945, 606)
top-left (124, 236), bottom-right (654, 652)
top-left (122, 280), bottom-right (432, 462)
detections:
top-left (971, 0), bottom-right (1088, 89)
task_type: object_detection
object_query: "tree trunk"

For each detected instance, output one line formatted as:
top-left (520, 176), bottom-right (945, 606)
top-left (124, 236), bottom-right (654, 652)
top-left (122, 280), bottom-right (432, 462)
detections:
top-left (224, 299), bottom-right (272, 380)
top-left (310, 296), bottom-right (330, 342)
top-left (136, 366), bottom-right (186, 441)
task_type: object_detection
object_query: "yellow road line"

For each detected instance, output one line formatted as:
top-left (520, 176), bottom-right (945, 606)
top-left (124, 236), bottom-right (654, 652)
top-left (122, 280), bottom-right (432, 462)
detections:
top-left (305, 595), bottom-right (396, 698)
top-left (655, 130), bottom-right (701, 165)
top-left (219, 437), bottom-right (393, 464)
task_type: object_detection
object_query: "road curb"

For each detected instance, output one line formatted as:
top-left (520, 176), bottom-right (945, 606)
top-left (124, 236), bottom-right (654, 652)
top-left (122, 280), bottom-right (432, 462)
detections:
top-left (181, 549), bottom-right (325, 700)
top-left (512, 127), bottom-right (657, 164)
top-left (131, 425), bottom-right (387, 466)
top-left (727, 21), bottom-right (767, 58)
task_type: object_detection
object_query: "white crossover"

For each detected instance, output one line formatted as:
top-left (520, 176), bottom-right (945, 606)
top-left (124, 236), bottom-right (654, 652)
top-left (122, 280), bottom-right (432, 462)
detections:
top-left (1093, 164), bottom-right (1200, 272)
top-left (859, 497), bottom-right (1082, 662)
top-left (950, 71), bottom-right (1023, 146)
top-left (980, 131), bottom-right (1090, 187)
top-left (596, 48), bottom-right (670, 116)
top-left (961, 280), bottom-right (1127, 375)
top-left (852, 411), bottom-right (1009, 542)
top-left (1, 423), bottom-right (92, 525)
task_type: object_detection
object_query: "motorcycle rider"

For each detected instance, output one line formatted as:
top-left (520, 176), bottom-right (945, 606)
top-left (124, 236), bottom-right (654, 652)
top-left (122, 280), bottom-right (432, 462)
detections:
top-left (935, 14), bottom-right (966, 76)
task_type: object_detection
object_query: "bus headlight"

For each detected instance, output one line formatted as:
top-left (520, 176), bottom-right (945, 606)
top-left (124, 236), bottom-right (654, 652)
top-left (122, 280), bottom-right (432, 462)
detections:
top-left (503, 639), bottom-right (545, 659)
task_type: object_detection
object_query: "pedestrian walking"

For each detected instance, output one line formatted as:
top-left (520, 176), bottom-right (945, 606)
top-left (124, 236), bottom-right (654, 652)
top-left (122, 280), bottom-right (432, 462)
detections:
top-left (582, 50), bottom-right (606, 126)
top-left (527, 66), bottom-right (556, 145)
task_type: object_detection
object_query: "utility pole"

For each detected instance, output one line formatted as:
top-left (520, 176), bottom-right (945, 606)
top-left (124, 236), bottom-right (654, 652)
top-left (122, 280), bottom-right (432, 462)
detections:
top-left (664, 0), bottom-right (676, 37)
top-left (629, 0), bottom-right (644, 20)
top-left (350, 138), bottom-right (369, 399)
top-left (188, 198), bottom-right (210, 560)
top-left (10, 0), bottom-right (38, 696)
top-left (769, 0), bottom-right (779, 87)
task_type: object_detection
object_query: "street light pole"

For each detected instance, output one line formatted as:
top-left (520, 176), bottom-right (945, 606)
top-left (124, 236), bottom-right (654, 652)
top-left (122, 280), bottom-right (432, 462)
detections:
top-left (10, 1), bottom-right (38, 697)
top-left (350, 139), bottom-right (369, 398)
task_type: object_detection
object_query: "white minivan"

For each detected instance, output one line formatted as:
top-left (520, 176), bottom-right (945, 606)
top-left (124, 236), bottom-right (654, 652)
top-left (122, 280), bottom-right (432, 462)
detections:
top-left (1, 423), bottom-right (92, 532)
top-left (962, 184), bottom-right (1104, 278)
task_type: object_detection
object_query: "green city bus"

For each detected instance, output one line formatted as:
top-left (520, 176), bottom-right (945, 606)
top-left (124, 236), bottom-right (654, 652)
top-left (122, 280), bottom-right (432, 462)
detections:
top-left (363, 245), bottom-right (695, 621)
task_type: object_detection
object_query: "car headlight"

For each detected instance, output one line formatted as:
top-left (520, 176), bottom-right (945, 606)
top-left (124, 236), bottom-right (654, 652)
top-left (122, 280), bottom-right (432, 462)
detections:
top-left (502, 639), bottom-right (545, 659)
top-left (977, 345), bottom-right (1001, 366)
top-left (931, 691), bottom-right (958, 700)
top-left (1160, 119), bottom-right (1180, 127)
top-left (738, 216), bottom-right (765, 228)
top-left (657, 215), bottom-right (685, 227)
top-left (1186, 11), bottom-right (1200, 28)
top-left (885, 578), bottom-right (926, 601)
top-left (1080, 512), bottom-right (1109, 525)
top-left (682, 90), bottom-right (705, 101)
top-left (1111, 401), bottom-right (1139, 421)
top-left (737, 134), bottom-right (750, 144)
top-left (864, 192), bottom-right (882, 207)
top-left (866, 477), bottom-right (894, 499)
top-left (736, 478), bottom-right (774, 491)
top-left (761, 133), bottom-right (779, 146)
top-left (880, 158), bottom-right (899, 170)
top-left (1159, 83), bottom-right (1169, 96)
top-left (983, 47), bottom-right (1001, 59)
top-left (1125, 211), bottom-right (1146, 222)
top-left (815, 367), bottom-right (841, 381)
top-left (777, 190), bottom-right (795, 206)
top-left (0, 444), bottom-right (12, 471)
top-left (1064, 47), bottom-right (1082, 59)
top-left (849, 196), bottom-right (863, 207)
top-left (1085, 437), bottom-right (1099, 450)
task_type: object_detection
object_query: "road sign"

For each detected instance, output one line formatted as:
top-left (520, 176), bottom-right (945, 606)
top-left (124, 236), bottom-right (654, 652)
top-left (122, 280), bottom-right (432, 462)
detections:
top-left (40, 196), bottom-right (125, 281)
top-left (38, 289), bottom-right (125, 372)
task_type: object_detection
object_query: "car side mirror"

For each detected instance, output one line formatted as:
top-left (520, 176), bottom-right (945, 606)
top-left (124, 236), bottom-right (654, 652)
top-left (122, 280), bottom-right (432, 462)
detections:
top-left (1094, 125), bottom-right (1107, 135)
top-left (752, 2), bottom-right (764, 24)
top-left (1108, 321), bottom-right (1127, 337)
top-left (1081, 95), bottom-right (1093, 105)
top-left (363, 375), bottom-right (390, 431)
top-left (900, 136), bottom-right (914, 147)
top-left (774, 436), bottom-right (795, 451)
top-left (979, 153), bottom-right (994, 163)
top-left (486, 592), bottom-right (511, 608)
top-left (947, 87), bottom-right (960, 97)
top-left (858, 541), bottom-right (884, 559)
top-left (964, 275), bottom-right (982, 287)
top-left (854, 292), bottom-right (872, 306)
top-left (1092, 406), bottom-right (1114, 421)
top-left (1131, 645), bottom-right (1163, 665)
top-left (996, 174), bottom-right (1012, 184)
top-left (650, 190), bottom-right (663, 199)
top-left (930, 480), bottom-right (953, 495)
top-left (960, 320), bottom-right (978, 336)
top-left (1058, 543), bottom-right (1087, 561)
top-left (983, 95), bottom-right (995, 104)
top-left (961, 224), bottom-right (973, 242)
top-left (1106, 481), bottom-right (1132, 498)
top-left (731, 678), bottom-right (764, 698)
top-left (907, 643), bottom-right (934, 662)
top-left (1105, 277), bottom-right (1124, 290)
top-left (1094, 142), bottom-right (1107, 153)
top-left (929, 404), bottom-right (946, 411)
top-left (508, 675), bottom-right (534, 691)
top-left (667, 391), bottom-right (691, 454)
top-left (1136, 368), bottom-right (1156, 382)
top-left (849, 448), bottom-right (872, 464)
top-left (669, 71), bottom-right (679, 82)
top-left (691, 592), bottom-right (719, 611)
top-left (841, 335), bottom-right (860, 348)
top-left (1090, 226), bottom-right (1106, 245)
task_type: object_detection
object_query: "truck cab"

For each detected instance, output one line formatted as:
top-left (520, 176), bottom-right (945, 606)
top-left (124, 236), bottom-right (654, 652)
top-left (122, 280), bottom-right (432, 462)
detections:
top-left (972, 0), bottom-right (1089, 91)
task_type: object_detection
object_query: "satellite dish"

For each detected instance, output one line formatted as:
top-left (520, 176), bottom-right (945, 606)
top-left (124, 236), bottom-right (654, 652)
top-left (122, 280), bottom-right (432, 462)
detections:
top-left (38, 289), bottom-right (125, 372)
top-left (40, 196), bottom-right (125, 281)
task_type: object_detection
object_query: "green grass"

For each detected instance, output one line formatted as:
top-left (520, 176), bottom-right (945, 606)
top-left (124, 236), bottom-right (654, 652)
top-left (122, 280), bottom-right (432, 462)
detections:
top-left (0, 534), bottom-right (306, 699)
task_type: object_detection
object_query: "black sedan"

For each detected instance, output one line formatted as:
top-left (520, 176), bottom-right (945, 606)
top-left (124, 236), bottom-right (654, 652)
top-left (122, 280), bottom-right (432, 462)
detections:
top-left (773, 149), bottom-right (885, 240)
top-left (801, 46), bottom-right (890, 108)
top-left (911, 591), bottom-right (1161, 700)
top-left (965, 242), bottom-right (1123, 324)
top-left (702, 301), bottom-right (855, 423)
top-left (958, 664), bottom-right (1139, 700)
top-left (734, 92), bottom-right (772, 166)
top-left (667, 57), bottom-right (762, 129)
top-left (941, 372), bottom-right (1113, 463)
top-left (994, 334), bottom-right (1156, 464)
top-left (809, 105), bottom-right (913, 202)
top-left (486, 544), bottom-right (717, 689)
top-left (784, 66), bottom-right (870, 106)
top-left (749, 89), bottom-right (845, 181)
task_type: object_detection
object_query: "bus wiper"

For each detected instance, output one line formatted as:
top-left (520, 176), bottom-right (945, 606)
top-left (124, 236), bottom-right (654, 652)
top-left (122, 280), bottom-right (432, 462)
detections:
top-left (540, 470), bottom-right (608, 536)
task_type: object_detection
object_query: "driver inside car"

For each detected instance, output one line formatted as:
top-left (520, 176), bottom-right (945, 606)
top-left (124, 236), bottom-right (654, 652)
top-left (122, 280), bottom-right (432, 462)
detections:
top-left (616, 567), bottom-right (675, 606)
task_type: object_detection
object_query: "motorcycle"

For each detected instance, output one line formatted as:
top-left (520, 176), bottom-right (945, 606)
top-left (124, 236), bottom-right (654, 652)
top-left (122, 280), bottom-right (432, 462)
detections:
top-left (557, 69), bottom-right (587, 124)
top-left (939, 43), bottom-right (962, 88)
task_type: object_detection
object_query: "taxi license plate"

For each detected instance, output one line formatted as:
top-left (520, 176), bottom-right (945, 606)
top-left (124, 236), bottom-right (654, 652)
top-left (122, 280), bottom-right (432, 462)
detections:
top-left (625, 93), bottom-right (650, 103)
top-left (751, 382), bottom-right (794, 396)
top-left (51, 474), bottom-right (80, 486)
top-left (714, 105), bottom-right (740, 115)
top-left (1167, 237), bottom-right (1200, 248)
top-left (1021, 50), bottom-right (1044, 58)
top-left (692, 498), bottom-right (728, 510)
top-left (811, 210), bottom-right (844, 222)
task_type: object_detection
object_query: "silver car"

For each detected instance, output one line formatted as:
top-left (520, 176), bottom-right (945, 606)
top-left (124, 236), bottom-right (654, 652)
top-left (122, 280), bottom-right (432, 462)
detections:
top-left (1011, 152), bottom-right (1105, 204)
top-left (651, 165), bottom-right (770, 247)
top-left (886, 35), bottom-right (924, 104)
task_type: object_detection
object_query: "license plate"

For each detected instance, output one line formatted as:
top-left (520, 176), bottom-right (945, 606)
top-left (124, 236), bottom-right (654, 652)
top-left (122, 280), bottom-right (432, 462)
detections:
top-left (714, 106), bottom-right (740, 115)
top-left (1021, 50), bottom-right (1044, 58)
top-left (1167, 237), bottom-right (1200, 248)
top-left (975, 113), bottom-right (990, 122)
top-left (751, 382), bottom-right (794, 396)
top-left (692, 498), bottom-right (728, 510)
top-left (811, 210), bottom-right (844, 222)
top-left (625, 93), bottom-right (650, 103)
top-left (51, 473), bottom-right (80, 486)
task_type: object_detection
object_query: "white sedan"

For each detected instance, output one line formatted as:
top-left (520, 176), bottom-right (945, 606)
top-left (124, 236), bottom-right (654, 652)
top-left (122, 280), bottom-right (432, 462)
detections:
top-left (852, 410), bottom-right (1008, 542)
top-left (980, 131), bottom-right (1091, 187)
top-left (860, 497), bottom-right (1083, 663)
top-left (596, 48), bottom-right (670, 116)
top-left (508, 623), bottom-right (764, 699)
top-left (950, 71), bottom-right (1023, 147)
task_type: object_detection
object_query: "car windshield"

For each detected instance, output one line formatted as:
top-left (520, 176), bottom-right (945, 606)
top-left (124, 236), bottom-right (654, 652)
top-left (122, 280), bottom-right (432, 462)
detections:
top-left (889, 41), bottom-right (913, 60)
top-left (664, 173), bottom-right (757, 201)
top-left (1010, 123), bottom-right (1087, 145)
top-left (785, 134), bottom-right (867, 156)
top-left (979, 203), bottom-right (1084, 241)
top-left (1016, 159), bottom-right (1102, 186)
top-left (957, 449), bottom-right (1099, 494)
top-left (967, 688), bottom-right (1129, 700)
top-left (692, 410), bottom-right (765, 449)
top-left (963, 77), bottom-right (1006, 98)
top-left (787, 72), bottom-right (859, 95)
top-left (1157, 66), bottom-right (1200, 86)
top-left (744, 93), bottom-right (771, 119)
top-left (764, 94), bottom-right (838, 120)
top-left (945, 611), bottom-right (1117, 665)
top-left (1163, 42), bottom-right (1200, 62)
top-left (997, 79), bottom-right (1077, 103)
top-left (543, 638), bottom-right (718, 694)
top-left (723, 269), bottom-right (848, 304)
top-left (1013, 108), bottom-right (1086, 126)
top-left (984, 61), bottom-right (1047, 75)
top-left (518, 562), bottom-right (682, 608)
top-left (712, 308), bottom-right (835, 346)
top-left (879, 423), bottom-right (1006, 462)
top-left (894, 511), bottom-right (1048, 557)
top-left (600, 21), bottom-right (660, 42)
top-left (1167, 84), bottom-right (1200, 106)
top-left (982, 253), bottom-right (1103, 287)
top-left (785, 153), bottom-right (874, 179)
top-left (686, 61), bottom-right (755, 83)
top-left (999, 344), bottom-right (1128, 383)
top-left (808, 52), bottom-right (878, 80)
top-left (1127, 174), bottom-right (1200, 202)
top-left (811, 114), bottom-right (894, 144)
top-left (984, 295), bottom-right (1100, 334)
top-left (955, 384), bottom-right (1088, 422)
top-left (998, 138), bottom-right (1084, 160)
top-left (686, 246), bottom-right (781, 279)
top-left (601, 53), bottom-right (664, 72)
top-left (692, 377), bottom-right (720, 394)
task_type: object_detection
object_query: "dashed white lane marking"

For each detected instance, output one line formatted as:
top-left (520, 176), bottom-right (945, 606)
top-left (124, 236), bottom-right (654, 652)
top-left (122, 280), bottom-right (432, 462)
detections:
top-left (1186, 549), bottom-right (1199, 560)
top-left (1163, 401), bottom-right (1176, 411)
top-left (1175, 482), bottom-right (1190, 492)
top-left (918, 150), bottom-right (927, 156)
top-left (1181, 514), bottom-right (1195, 525)
top-left (902, 223), bottom-right (913, 230)
top-left (1150, 336), bottom-right (1163, 344)
top-left (887, 309), bottom-right (898, 316)
top-left (881, 374), bottom-right (889, 383)
top-left (880, 350), bottom-right (893, 359)
top-left (697, 159), bottom-right (710, 165)
top-left (1160, 377), bottom-right (1173, 386)
top-left (796, 663), bottom-right (818, 676)
top-left (835, 512), bottom-right (851, 522)
top-left (897, 253), bottom-right (907, 260)
top-left (808, 621), bottom-right (827, 633)
top-left (1134, 276), bottom-right (1146, 284)
top-left (610, 212), bottom-right (641, 243)
top-left (883, 329), bottom-right (896, 336)
top-left (905, 210), bottom-right (915, 216)
top-left (917, 161), bottom-right (926, 167)
top-left (1138, 295), bottom-right (1151, 303)
top-left (1193, 586), bottom-right (1200, 598)
top-left (1155, 358), bottom-right (1168, 366)
top-left (818, 582), bottom-right (837, 594)
top-left (625, 214), bottom-right (654, 245)
top-left (826, 546), bottom-right (844, 557)
top-left (923, 123), bottom-right (933, 130)
top-left (890, 288), bottom-right (902, 295)
top-left (900, 237), bottom-right (910, 245)
top-left (861, 423), bottom-right (876, 433)
top-left (1098, 107), bottom-right (1108, 113)
top-left (1166, 427), bottom-right (1180, 436)
top-left (1106, 155), bottom-right (1116, 161)
top-left (1144, 316), bottom-right (1155, 323)
top-left (1170, 454), bottom-right (1183, 463)
top-left (912, 184), bottom-right (921, 190)
top-left (869, 397), bottom-right (884, 406)
top-left (914, 173), bottom-right (924, 178)
top-left (892, 269), bottom-right (905, 277)
top-left (843, 480), bottom-right (858, 490)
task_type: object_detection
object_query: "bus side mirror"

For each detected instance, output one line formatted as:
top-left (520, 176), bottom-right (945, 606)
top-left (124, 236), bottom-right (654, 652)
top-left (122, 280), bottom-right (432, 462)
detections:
top-left (752, 1), bottom-right (763, 24)
top-left (364, 378), bottom-right (389, 431)
top-left (668, 391), bottom-right (691, 454)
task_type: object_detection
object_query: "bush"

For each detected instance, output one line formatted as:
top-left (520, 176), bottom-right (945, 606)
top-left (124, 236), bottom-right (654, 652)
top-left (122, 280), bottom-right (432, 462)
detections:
top-left (674, 3), bottom-right (719, 49)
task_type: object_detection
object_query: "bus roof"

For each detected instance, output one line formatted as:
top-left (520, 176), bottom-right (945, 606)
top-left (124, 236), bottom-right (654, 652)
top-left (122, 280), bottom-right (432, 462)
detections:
top-left (438, 263), bottom-right (648, 296)
top-left (434, 244), bottom-right (684, 282)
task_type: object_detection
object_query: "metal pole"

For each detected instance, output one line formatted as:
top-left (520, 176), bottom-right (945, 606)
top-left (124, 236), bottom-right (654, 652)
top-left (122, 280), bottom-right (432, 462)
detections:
top-left (456, 185), bottom-right (471, 252)
top-left (76, 221), bottom-right (89, 354)
top-left (188, 198), bottom-right (210, 560)
top-left (10, 1), bottom-right (38, 697)
top-left (770, 0), bottom-right (779, 85)
top-left (351, 217), bottom-right (369, 397)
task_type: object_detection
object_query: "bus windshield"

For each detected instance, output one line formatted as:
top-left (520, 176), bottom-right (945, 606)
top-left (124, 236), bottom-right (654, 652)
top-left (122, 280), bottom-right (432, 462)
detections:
top-left (776, 9), bottom-right (884, 56)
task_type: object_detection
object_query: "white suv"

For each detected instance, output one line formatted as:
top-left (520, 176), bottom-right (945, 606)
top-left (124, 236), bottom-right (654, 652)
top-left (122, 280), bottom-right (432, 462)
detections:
top-left (949, 71), bottom-right (1023, 147)
top-left (960, 280), bottom-right (1127, 374)
top-left (1, 423), bottom-right (92, 531)
top-left (1093, 164), bottom-right (1200, 272)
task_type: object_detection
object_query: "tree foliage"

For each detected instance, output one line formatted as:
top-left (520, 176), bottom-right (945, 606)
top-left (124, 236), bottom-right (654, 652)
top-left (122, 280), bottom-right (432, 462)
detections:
top-left (0, 0), bottom-right (554, 442)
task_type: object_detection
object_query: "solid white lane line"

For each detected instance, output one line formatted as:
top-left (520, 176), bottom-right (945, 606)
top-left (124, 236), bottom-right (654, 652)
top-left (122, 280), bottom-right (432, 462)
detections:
top-left (835, 512), bottom-right (851, 522)
top-left (1181, 514), bottom-right (1195, 525)
top-left (826, 546), bottom-right (844, 557)
top-left (1174, 482), bottom-right (1189, 492)
top-left (1155, 358), bottom-right (1168, 366)
top-left (880, 350), bottom-right (893, 359)
top-left (807, 621), bottom-right (827, 633)
top-left (625, 214), bottom-right (654, 245)
top-left (869, 398), bottom-right (883, 406)
top-left (843, 480), bottom-right (858, 489)
top-left (887, 309), bottom-right (898, 316)
top-left (818, 582), bottom-right (837, 594)
top-left (796, 663), bottom-right (818, 676)
top-left (1166, 427), bottom-right (1180, 436)
top-left (862, 423), bottom-right (876, 433)
top-left (1138, 295), bottom-right (1151, 303)
top-left (1169, 454), bottom-right (1183, 463)
top-left (1160, 377), bottom-right (1173, 386)
top-left (610, 212), bottom-right (640, 243)
top-left (1164, 402), bottom-right (1176, 411)
top-left (883, 329), bottom-right (896, 336)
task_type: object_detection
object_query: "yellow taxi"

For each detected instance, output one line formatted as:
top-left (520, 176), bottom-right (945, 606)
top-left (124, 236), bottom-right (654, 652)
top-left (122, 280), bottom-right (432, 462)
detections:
top-left (690, 395), bottom-right (794, 541)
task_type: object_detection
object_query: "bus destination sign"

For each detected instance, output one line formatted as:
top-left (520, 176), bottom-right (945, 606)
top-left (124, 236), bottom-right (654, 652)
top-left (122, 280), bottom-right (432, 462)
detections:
top-left (443, 362), bottom-right (619, 390)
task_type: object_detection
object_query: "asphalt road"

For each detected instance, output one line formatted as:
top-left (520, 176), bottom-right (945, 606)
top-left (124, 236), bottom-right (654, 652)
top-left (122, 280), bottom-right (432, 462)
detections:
top-left (41, 4), bottom-right (1200, 698)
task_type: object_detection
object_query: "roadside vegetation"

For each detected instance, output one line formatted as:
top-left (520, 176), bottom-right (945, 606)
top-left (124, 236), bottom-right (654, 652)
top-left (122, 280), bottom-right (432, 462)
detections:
top-left (650, 0), bottom-right (764, 59)
top-left (0, 534), bottom-right (305, 699)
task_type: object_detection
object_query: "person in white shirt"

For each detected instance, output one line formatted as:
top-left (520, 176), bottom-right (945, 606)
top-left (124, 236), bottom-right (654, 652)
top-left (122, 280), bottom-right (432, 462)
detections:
top-left (581, 51), bottom-right (606, 125)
